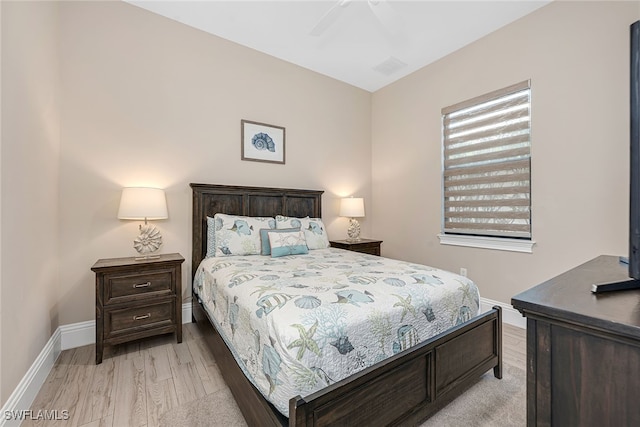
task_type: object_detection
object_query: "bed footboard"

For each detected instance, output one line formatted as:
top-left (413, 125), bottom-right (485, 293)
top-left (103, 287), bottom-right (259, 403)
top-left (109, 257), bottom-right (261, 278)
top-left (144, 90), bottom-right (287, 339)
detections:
top-left (194, 295), bottom-right (501, 427)
top-left (289, 306), bottom-right (502, 426)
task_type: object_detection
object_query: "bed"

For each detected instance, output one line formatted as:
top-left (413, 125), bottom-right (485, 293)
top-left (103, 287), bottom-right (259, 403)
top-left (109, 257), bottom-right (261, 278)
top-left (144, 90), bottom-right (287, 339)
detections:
top-left (190, 183), bottom-right (502, 426)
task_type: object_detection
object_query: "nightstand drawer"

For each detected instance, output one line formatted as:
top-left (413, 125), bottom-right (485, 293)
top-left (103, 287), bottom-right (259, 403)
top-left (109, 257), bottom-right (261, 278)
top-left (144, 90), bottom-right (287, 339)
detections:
top-left (106, 299), bottom-right (175, 337)
top-left (105, 269), bottom-right (173, 304)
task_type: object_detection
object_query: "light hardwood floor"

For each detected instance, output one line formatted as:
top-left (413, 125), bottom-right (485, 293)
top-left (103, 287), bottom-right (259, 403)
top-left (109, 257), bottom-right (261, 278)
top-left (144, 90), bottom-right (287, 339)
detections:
top-left (22, 322), bottom-right (526, 427)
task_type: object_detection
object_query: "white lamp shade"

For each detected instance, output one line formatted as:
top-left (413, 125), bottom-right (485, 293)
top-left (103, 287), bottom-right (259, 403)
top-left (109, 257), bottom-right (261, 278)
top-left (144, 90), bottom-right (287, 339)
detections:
top-left (340, 197), bottom-right (365, 218)
top-left (117, 187), bottom-right (168, 220)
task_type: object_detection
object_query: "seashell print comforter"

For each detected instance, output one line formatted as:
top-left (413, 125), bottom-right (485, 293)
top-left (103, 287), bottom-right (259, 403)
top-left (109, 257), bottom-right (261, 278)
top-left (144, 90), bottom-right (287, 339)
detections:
top-left (193, 248), bottom-right (480, 417)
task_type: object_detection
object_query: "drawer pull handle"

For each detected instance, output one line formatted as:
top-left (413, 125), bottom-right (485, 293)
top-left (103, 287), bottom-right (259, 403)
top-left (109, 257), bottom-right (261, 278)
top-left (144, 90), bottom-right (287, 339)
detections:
top-left (133, 313), bottom-right (151, 321)
top-left (133, 281), bottom-right (151, 289)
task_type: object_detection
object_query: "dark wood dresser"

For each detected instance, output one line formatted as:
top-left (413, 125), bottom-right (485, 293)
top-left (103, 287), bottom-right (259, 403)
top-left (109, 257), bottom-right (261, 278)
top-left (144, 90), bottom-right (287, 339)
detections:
top-left (511, 255), bottom-right (640, 426)
top-left (330, 238), bottom-right (382, 255)
top-left (92, 253), bottom-right (184, 364)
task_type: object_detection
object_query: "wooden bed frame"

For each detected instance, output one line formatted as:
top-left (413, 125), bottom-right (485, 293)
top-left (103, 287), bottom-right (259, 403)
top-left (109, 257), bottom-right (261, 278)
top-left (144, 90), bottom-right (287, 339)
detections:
top-left (190, 183), bottom-right (502, 426)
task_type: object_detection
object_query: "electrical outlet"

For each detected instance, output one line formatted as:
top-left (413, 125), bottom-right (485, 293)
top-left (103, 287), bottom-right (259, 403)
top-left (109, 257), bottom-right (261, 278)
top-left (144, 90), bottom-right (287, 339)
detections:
top-left (460, 267), bottom-right (467, 277)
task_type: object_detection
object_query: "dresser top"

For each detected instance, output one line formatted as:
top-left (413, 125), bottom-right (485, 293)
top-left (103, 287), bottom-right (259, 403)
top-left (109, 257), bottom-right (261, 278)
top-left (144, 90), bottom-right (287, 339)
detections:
top-left (512, 255), bottom-right (640, 339)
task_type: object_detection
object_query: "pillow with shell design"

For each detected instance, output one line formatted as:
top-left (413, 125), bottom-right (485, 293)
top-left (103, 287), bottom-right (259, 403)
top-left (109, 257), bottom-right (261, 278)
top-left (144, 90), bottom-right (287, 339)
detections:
top-left (275, 215), bottom-right (330, 250)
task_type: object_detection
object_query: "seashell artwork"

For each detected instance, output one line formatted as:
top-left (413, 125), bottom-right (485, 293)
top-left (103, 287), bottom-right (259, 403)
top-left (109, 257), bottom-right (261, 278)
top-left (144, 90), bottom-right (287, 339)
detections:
top-left (251, 132), bottom-right (276, 152)
top-left (133, 224), bottom-right (162, 255)
top-left (241, 120), bottom-right (285, 164)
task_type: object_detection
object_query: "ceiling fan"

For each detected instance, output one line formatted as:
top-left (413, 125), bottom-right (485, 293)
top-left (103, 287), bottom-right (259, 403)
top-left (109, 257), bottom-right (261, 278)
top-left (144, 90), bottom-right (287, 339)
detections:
top-left (309, 0), bottom-right (404, 40)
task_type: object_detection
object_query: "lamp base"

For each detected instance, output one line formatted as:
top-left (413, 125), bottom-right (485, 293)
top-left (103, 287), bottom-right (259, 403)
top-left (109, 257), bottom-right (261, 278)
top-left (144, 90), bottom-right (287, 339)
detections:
top-left (133, 223), bottom-right (163, 258)
top-left (346, 218), bottom-right (361, 241)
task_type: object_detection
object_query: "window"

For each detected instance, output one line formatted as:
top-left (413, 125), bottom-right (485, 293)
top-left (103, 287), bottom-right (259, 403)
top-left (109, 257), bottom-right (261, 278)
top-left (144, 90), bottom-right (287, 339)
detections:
top-left (440, 80), bottom-right (532, 250)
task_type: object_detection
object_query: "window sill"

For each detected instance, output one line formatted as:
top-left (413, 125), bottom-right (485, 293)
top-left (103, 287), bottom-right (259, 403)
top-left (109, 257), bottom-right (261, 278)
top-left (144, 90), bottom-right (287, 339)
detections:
top-left (437, 233), bottom-right (535, 253)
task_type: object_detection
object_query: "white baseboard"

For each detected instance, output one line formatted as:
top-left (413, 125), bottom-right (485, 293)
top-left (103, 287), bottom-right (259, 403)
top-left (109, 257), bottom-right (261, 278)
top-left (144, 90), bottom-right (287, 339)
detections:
top-left (0, 303), bottom-right (193, 425)
top-left (480, 297), bottom-right (526, 329)
top-left (183, 301), bottom-right (193, 324)
top-left (0, 329), bottom-right (62, 427)
top-left (60, 320), bottom-right (95, 350)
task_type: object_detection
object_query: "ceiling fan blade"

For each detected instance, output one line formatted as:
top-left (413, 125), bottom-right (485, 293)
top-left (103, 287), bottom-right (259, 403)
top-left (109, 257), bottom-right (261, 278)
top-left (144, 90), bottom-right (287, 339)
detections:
top-left (367, 0), bottom-right (404, 39)
top-left (309, 0), bottom-right (352, 37)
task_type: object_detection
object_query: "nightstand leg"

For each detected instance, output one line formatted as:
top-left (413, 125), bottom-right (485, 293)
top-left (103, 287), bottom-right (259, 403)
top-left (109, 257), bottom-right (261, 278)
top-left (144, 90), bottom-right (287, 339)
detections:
top-left (96, 341), bottom-right (103, 364)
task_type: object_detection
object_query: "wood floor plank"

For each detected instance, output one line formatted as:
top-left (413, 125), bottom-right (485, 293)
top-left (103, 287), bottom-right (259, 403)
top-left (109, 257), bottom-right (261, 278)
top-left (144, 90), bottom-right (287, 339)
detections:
top-left (112, 355), bottom-right (147, 427)
top-left (77, 356), bottom-right (118, 425)
top-left (183, 320), bottom-right (205, 340)
top-left (170, 362), bottom-right (206, 405)
top-left (124, 341), bottom-right (143, 360)
top-left (167, 341), bottom-right (193, 367)
top-left (42, 345), bottom-right (95, 427)
top-left (145, 346), bottom-right (179, 426)
top-left (146, 343), bottom-right (173, 383)
top-left (187, 336), bottom-right (216, 368)
top-left (200, 362), bottom-right (226, 395)
top-left (28, 349), bottom-right (75, 412)
top-left (78, 414), bottom-right (113, 427)
top-left (145, 378), bottom-right (178, 426)
top-left (503, 324), bottom-right (526, 370)
top-left (187, 337), bottom-right (225, 395)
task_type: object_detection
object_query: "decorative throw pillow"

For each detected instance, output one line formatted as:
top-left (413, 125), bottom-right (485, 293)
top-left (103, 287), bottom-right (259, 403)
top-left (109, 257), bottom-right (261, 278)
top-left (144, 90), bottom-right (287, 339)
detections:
top-left (214, 213), bottom-right (276, 257)
top-left (268, 230), bottom-right (309, 258)
top-left (260, 227), bottom-right (300, 255)
top-left (275, 215), bottom-right (330, 250)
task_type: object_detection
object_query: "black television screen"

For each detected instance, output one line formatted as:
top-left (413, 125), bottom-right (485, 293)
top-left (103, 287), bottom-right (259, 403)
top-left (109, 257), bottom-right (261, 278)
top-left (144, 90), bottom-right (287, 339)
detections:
top-left (630, 20), bottom-right (640, 280)
top-left (592, 20), bottom-right (640, 293)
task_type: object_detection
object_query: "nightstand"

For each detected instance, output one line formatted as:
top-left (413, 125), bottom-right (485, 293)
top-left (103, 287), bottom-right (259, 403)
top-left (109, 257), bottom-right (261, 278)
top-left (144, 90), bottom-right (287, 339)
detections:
top-left (330, 239), bottom-right (383, 256)
top-left (92, 253), bottom-right (185, 364)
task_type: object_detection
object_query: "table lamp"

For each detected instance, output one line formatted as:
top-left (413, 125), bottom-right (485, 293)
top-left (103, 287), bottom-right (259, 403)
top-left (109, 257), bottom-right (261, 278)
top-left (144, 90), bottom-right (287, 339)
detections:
top-left (117, 187), bottom-right (168, 259)
top-left (340, 197), bottom-right (365, 241)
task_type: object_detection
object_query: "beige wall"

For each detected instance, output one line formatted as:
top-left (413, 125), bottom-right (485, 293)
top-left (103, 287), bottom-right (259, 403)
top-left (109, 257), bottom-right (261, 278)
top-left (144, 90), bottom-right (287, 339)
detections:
top-left (1, 1), bottom-right (61, 403)
top-left (56, 1), bottom-right (372, 326)
top-left (372, 0), bottom-right (640, 304)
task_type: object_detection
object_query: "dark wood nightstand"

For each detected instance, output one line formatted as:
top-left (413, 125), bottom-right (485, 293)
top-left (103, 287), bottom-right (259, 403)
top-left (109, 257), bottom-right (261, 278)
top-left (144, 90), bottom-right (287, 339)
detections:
top-left (92, 252), bottom-right (185, 364)
top-left (330, 239), bottom-right (383, 256)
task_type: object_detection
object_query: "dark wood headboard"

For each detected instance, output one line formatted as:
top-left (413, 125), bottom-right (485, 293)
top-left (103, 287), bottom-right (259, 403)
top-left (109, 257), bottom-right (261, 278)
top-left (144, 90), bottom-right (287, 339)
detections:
top-left (190, 183), bottom-right (324, 275)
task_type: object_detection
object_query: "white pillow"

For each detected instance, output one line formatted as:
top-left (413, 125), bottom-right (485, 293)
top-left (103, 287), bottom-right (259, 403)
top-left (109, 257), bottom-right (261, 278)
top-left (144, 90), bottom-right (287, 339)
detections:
top-left (275, 215), bottom-right (330, 250)
top-left (214, 213), bottom-right (275, 256)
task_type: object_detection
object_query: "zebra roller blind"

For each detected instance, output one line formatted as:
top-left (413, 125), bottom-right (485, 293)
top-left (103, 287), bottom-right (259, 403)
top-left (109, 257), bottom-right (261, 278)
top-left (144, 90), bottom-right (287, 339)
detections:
top-left (442, 80), bottom-right (531, 239)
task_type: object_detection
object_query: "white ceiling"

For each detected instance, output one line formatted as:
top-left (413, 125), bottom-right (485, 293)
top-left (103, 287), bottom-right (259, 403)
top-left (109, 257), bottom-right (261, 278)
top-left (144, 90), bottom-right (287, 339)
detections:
top-left (126, 0), bottom-right (552, 92)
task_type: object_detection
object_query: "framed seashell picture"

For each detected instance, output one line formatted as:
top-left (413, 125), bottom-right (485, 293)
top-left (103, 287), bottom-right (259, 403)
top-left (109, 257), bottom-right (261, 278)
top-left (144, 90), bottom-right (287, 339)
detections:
top-left (241, 119), bottom-right (286, 164)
